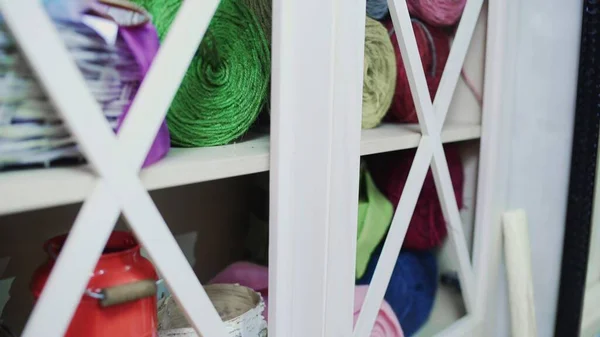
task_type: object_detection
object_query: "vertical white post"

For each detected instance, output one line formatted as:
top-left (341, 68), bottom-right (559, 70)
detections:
top-left (471, 0), bottom-right (511, 331)
top-left (324, 0), bottom-right (366, 335)
top-left (269, 0), bottom-right (340, 337)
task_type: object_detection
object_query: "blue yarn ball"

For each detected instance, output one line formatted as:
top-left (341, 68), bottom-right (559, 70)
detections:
top-left (357, 246), bottom-right (438, 336)
top-left (366, 0), bottom-right (389, 20)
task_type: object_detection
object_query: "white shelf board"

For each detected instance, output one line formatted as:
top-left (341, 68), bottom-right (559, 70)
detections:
top-left (0, 123), bottom-right (480, 216)
top-left (360, 123), bottom-right (481, 156)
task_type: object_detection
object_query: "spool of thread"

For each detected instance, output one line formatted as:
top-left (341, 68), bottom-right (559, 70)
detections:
top-left (367, 144), bottom-right (463, 250)
top-left (363, 17), bottom-right (397, 129)
top-left (407, 0), bottom-right (467, 27)
top-left (386, 19), bottom-right (449, 124)
top-left (366, 0), bottom-right (389, 20)
top-left (135, 0), bottom-right (270, 147)
top-left (357, 247), bottom-right (438, 337)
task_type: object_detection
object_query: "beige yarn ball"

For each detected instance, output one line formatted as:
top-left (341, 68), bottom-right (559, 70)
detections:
top-left (362, 17), bottom-right (397, 129)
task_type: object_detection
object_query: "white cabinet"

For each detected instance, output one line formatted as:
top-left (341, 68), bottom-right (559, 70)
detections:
top-left (0, 0), bottom-right (512, 336)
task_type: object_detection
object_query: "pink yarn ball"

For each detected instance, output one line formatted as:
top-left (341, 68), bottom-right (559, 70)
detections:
top-left (407, 0), bottom-right (467, 27)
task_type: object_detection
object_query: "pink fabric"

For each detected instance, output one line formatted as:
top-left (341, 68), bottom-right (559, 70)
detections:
top-left (354, 286), bottom-right (404, 337)
top-left (210, 262), bottom-right (404, 337)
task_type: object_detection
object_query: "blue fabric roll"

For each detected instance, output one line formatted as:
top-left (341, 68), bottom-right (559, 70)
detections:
top-left (366, 0), bottom-right (389, 20)
top-left (357, 246), bottom-right (438, 336)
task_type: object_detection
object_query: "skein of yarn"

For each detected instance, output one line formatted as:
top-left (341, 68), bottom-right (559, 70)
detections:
top-left (407, 0), bottom-right (467, 27)
top-left (357, 247), bottom-right (438, 337)
top-left (363, 17), bottom-right (397, 129)
top-left (387, 19), bottom-right (449, 124)
top-left (134, 0), bottom-right (270, 147)
top-left (243, 0), bottom-right (272, 41)
top-left (366, 0), bottom-right (389, 20)
top-left (367, 144), bottom-right (463, 250)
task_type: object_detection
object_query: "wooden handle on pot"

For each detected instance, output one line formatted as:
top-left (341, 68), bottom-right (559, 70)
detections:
top-left (100, 279), bottom-right (157, 307)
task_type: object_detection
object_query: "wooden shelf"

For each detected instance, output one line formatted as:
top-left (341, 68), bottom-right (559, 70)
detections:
top-left (0, 123), bottom-right (480, 216)
top-left (360, 123), bottom-right (481, 156)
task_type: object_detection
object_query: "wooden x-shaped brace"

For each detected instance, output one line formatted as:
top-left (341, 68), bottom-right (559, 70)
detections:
top-left (353, 0), bottom-right (485, 335)
top-left (0, 0), bottom-right (227, 336)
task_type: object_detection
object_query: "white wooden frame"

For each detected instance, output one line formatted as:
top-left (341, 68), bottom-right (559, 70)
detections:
top-left (352, 0), bottom-right (509, 335)
top-left (1, 1), bottom-right (228, 336)
top-left (268, 0), bottom-right (364, 335)
top-left (580, 134), bottom-right (600, 337)
top-left (0, 0), bottom-right (510, 335)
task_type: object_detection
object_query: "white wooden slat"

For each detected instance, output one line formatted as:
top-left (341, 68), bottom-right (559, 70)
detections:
top-left (1, 3), bottom-right (120, 336)
top-left (471, 0), bottom-right (511, 324)
top-left (0, 125), bottom-right (481, 217)
top-left (430, 142), bottom-right (475, 312)
top-left (585, 132), bottom-right (600, 287)
top-left (268, 0), bottom-right (296, 333)
top-left (119, 0), bottom-right (220, 168)
top-left (360, 123), bottom-right (481, 156)
top-left (434, 0), bottom-right (485, 128)
top-left (581, 283), bottom-right (600, 336)
top-left (0, 123), bottom-right (482, 214)
top-left (353, 137), bottom-right (433, 337)
top-left (116, 181), bottom-right (228, 337)
top-left (387, 0), bottom-right (437, 135)
top-left (3, 1), bottom-right (228, 336)
top-left (324, 0), bottom-right (366, 333)
top-left (269, 0), bottom-right (338, 335)
top-left (23, 184), bottom-right (118, 337)
top-left (387, 0), bottom-right (479, 323)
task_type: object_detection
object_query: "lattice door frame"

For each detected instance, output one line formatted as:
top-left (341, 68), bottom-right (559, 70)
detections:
top-left (1, 0), bottom-right (230, 336)
top-left (349, 0), bottom-right (509, 335)
top-left (0, 0), bottom-right (511, 335)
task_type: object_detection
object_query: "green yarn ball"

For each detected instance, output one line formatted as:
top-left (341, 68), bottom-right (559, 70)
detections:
top-left (137, 0), bottom-right (270, 147)
top-left (242, 0), bottom-right (272, 41)
top-left (362, 17), bottom-right (397, 129)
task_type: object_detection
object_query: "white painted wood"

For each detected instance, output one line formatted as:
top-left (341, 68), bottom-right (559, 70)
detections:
top-left (24, 183), bottom-right (118, 337)
top-left (2, 1), bottom-right (227, 337)
top-left (0, 0), bottom-right (508, 334)
top-left (324, 0), bottom-right (365, 334)
top-left (430, 141), bottom-right (475, 311)
top-left (446, 6), bottom-right (487, 127)
top-left (486, 0), bottom-right (582, 335)
top-left (581, 283), bottom-right (600, 337)
top-left (117, 0), bottom-right (221, 169)
top-left (580, 108), bottom-right (600, 337)
top-left (470, 0), bottom-right (511, 333)
top-left (360, 123), bottom-right (481, 156)
top-left (434, 0), bottom-right (485, 127)
top-left (502, 209), bottom-right (537, 337)
top-left (585, 134), bottom-right (600, 288)
top-left (387, 0), bottom-right (437, 135)
top-left (268, 0), bottom-right (338, 335)
top-left (353, 137), bottom-right (433, 337)
top-left (2, 4), bottom-right (121, 336)
top-left (354, 0), bottom-right (484, 330)
top-left (0, 125), bottom-right (481, 217)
